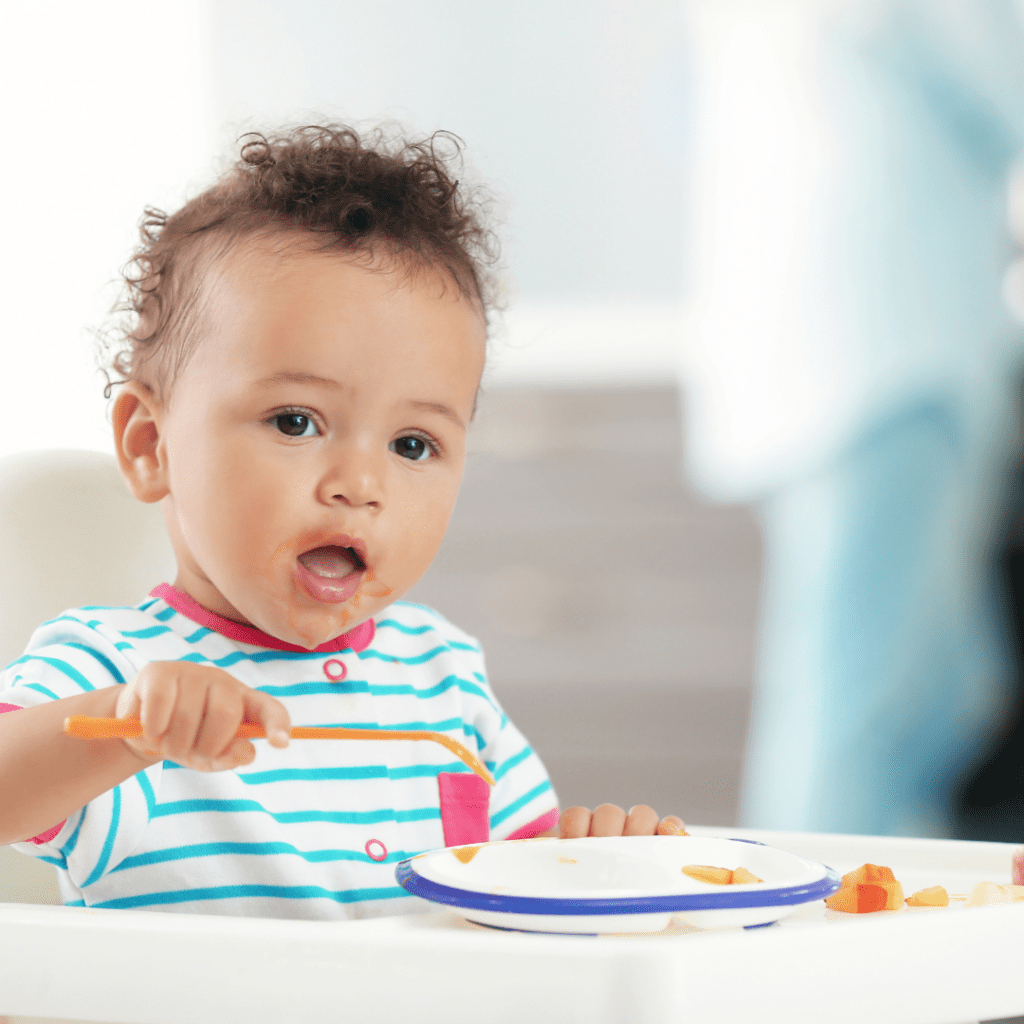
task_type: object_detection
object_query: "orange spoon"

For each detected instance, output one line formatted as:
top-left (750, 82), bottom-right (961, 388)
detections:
top-left (64, 715), bottom-right (495, 785)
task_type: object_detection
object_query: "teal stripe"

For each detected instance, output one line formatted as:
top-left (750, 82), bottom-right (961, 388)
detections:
top-left (65, 898), bottom-right (86, 907)
top-left (389, 760), bottom-right (468, 780)
top-left (258, 680), bottom-right (369, 698)
top-left (114, 642), bottom-right (133, 651)
top-left (6, 655), bottom-right (96, 692)
top-left (366, 675), bottom-right (491, 703)
top-left (152, 605), bottom-right (176, 621)
top-left (184, 626), bottom-right (213, 643)
top-left (238, 765), bottom-right (387, 784)
top-left (143, 648), bottom-right (326, 669)
top-left (92, 883), bottom-right (410, 910)
top-left (446, 640), bottom-right (478, 652)
top-left (150, 798), bottom-right (439, 825)
top-left (493, 744), bottom-right (533, 782)
top-left (212, 652), bottom-right (252, 668)
top-left (358, 646), bottom-right (451, 666)
top-left (253, 674), bottom-right (492, 705)
top-left (491, 780), bottom-right (554, 829)
top-left (136, 769), bottom-right (157, 820)
top-left (237, 761), bottom-right (467, 785)
top-left (83, 785), bottom-right (120, 886)
top-left (37, 854), bottom-right (64, 868)
top-left (24, 681), bottom-right (60, 700)
top-left (63, 808), bottom-right (86, 857)
top-left (37, 613), bottom-right (94, 630)
top-left (111, 840), bottom-right (420, 873)
top-left (472, 672), bottom-right (485, 683)
top-left (228, 650), bottom-right (327, 664)
top-left (375, 619), bottom-right (433, 635)
top-left (390, 599), bottom-right (437, 614)
top-left (120, 625), bottom-right (170, 639)
top-left (63, 643), bottom-right (126, 685)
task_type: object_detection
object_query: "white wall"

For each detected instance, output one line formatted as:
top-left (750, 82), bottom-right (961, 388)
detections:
top-left (0, 1), bottom-right (215, 462)
top-left (207, 0), bottom-right (690, 387)
top-left (0, 2), bottom-right (689, 462)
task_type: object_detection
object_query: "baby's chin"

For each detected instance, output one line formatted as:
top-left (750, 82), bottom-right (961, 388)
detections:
top-left (257, 596), bottom-right (372, 651)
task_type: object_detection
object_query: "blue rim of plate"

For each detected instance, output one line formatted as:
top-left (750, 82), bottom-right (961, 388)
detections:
top-left (395, 858), bottom-right (841, 916)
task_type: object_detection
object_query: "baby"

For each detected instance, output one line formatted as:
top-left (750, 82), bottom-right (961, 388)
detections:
top-left (0, 125), bottom-right (685, 919)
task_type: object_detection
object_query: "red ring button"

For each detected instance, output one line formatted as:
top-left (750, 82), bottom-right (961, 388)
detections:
top-left (323, 658), bottom-right (346, 682)
top-left (365, 838), bottom-right (388, 862)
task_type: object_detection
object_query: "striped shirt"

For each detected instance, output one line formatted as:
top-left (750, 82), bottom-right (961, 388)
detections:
top-left (0, 585), bottom-right (557, 919)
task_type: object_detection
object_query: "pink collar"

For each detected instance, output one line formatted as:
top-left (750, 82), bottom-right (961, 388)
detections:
top-left (149, 583), bottom-right (375, 654)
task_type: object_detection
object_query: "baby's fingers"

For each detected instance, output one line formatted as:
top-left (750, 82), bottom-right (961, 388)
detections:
top-left (589, 803), bottom-right (627, 836)
top-left (623, 805), bottom-right (660, 835)
top-left (118, 665), bottom-right (179, 747)
top-left (558, 806), bottom-right (593, 839)
top-left (195, 687), bottom-right (249, 767)
top-left (243, 690), bottom-right (291, 748)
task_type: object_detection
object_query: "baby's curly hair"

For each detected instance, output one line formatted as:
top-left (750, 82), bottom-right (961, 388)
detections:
top-left (101, 124), bottom-right (500, 400)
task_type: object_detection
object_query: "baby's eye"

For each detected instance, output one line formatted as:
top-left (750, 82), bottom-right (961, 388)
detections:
top-left (390, 435), bottom-right (435, 461)
top-left (273, 413), bottom-right (319, 437)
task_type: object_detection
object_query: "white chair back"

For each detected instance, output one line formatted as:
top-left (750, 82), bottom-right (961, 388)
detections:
top-left (0, 449), bottom-right (175, 669)
top-left (0, 449), bottom-right (176, 904)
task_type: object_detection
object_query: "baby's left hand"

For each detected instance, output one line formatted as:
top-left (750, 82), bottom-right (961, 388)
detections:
top-left (544, 804), bottom-right (687, 838)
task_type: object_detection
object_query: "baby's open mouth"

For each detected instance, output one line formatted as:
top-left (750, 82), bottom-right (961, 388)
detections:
top-left (297, 545), bottom-right (366, 579)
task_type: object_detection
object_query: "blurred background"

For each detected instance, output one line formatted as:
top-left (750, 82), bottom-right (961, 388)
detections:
top-left (4, 0), bottom-right (1024, 841)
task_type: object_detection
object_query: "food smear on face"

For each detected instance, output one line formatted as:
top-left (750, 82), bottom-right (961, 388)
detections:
top-left (1013, 847), bottom-right (1024, 886)
top-left (452, 845), bottom-right (484, 864)
top-left (905, 885), bottom-right (949, 907)
top-left (682, 865), bottom-right (763, 885)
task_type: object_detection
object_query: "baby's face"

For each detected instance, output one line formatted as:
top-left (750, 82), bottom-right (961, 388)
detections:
top-left (150, 243), bottom-right (485, 648)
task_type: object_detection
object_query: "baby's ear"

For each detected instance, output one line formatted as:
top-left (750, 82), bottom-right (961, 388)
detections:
top-left (112, 381), bottom-right (168, 503)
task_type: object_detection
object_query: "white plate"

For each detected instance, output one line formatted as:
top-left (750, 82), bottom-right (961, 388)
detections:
top-left (395, 835), bottom-right (841, 933)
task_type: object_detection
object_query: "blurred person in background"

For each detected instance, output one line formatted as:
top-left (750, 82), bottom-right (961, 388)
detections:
top-left (680, 0), bottom-right (1024, 837)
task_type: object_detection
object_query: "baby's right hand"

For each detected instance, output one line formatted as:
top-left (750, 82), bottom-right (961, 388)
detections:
top-left (115, 662), bottom-right (291, 771)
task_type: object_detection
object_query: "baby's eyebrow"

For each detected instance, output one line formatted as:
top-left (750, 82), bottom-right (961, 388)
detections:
top-left (255, 371), bottom-right (341, 389)
top-left (408, 400), bottom-right (466, 430)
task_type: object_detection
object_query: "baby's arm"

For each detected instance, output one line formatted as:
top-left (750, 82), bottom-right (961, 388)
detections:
top-left (0, 662), bottom-right (291, 846)
top-left (540, 804), bottom-right (687, 839)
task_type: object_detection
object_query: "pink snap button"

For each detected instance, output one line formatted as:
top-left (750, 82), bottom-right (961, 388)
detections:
top-left (323, 658), bottom-right (346, 682)
top-left (365, 838), bottom-right (388, 862)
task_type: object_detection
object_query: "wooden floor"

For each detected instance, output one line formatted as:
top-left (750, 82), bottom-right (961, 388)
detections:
top-left (405, 386), bottom-right (763, 827)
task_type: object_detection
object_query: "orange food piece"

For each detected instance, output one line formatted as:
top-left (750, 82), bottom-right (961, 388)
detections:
top-left (968, 881), bottom-right (1010, 906)
top-left (730, 866), bottom-right (764, 885)
top-left (452, 845), bottom-right (483, 864)
top-left (827, 863), bottom-right (904, 912)
top-left (682, 864), bottom-right (734, 885)
top-left (826, 883), bottom-right (890, 913)
top-left (964, 881), bottom-right (1024, 906)
top-left (841, 863), bottom-right (896, 887)
top-left (906, 885), bottom-right (948, 907)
